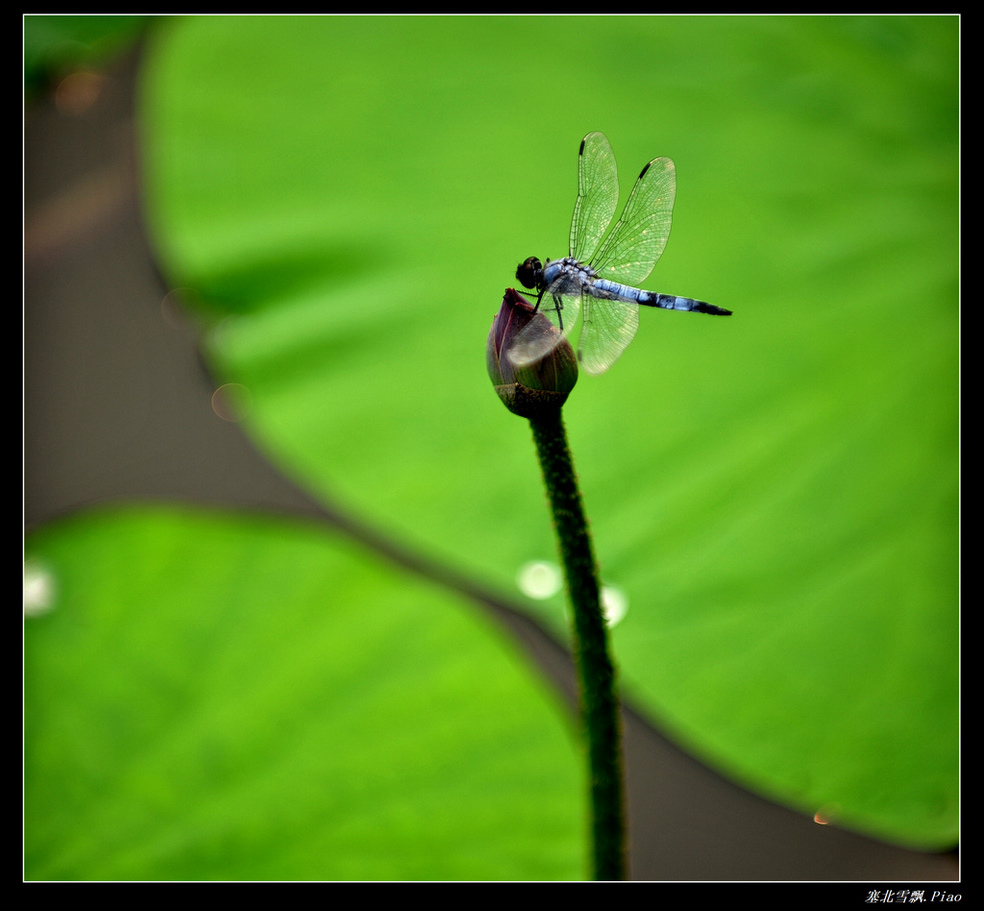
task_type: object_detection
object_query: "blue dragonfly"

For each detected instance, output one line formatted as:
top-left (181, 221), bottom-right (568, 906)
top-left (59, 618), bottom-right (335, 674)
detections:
top-left (512, 131), bottom-right (731, 375)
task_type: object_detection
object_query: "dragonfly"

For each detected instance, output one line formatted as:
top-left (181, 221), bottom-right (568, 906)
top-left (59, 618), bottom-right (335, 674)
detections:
top-left (511, 131), bottom-right (731, 376)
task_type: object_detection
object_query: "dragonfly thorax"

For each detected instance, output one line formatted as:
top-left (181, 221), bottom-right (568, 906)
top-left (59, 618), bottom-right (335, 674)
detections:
top-left (542, 257), bottom-right (597, 291)
top-left (516, 256), bottom-right (598, 296)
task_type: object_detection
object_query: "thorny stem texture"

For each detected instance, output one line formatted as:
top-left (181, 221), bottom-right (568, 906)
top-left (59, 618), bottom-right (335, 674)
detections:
top-left (529, 407), bottom-right (627, 881)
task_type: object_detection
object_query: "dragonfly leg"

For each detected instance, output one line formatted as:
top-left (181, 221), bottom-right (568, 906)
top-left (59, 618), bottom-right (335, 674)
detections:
top-left (552, 293), bottom-right (565, 331)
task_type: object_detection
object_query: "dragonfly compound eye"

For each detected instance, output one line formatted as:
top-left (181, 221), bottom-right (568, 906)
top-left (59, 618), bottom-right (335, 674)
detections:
top-left (516, 257), bottom-right (542, 289)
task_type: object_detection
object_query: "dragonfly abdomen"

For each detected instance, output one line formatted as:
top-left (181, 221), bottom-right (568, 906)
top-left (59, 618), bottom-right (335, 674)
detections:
top-left (588, 277), bottom-right (648, 302)
top-left (637, 291), bottom-right (732, 316)
top-left (574, 274), bottom-right (731, 316)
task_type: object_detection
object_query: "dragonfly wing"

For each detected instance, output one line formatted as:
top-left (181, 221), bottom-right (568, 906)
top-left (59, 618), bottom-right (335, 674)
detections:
top-left (508, 290), bottom-right (582, 369)
top-left (590, 155), bottom-right (676, 286)
top-left (577, 295), bottom-right (640, 376)
top-left (569, 132), bottom-right (620, 264)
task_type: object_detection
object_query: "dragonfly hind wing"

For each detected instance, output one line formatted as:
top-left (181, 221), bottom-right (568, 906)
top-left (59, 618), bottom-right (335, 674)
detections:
top-left (577, 296), bottom-right (640, 376)
top-left (590, 155), bottom-right (676, 287)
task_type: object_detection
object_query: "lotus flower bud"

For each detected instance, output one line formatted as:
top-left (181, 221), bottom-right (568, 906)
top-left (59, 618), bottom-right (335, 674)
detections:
top-left (487, 289), bottom-right (578, 418)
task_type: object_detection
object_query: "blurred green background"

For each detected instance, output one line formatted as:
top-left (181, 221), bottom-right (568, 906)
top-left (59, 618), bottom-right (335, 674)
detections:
top-left (25, 15), bottom-right (958, 880)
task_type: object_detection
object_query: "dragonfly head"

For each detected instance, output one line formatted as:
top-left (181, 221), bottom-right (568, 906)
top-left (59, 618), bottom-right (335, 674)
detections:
top-left (516, 256), bottom-right (544, 291)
